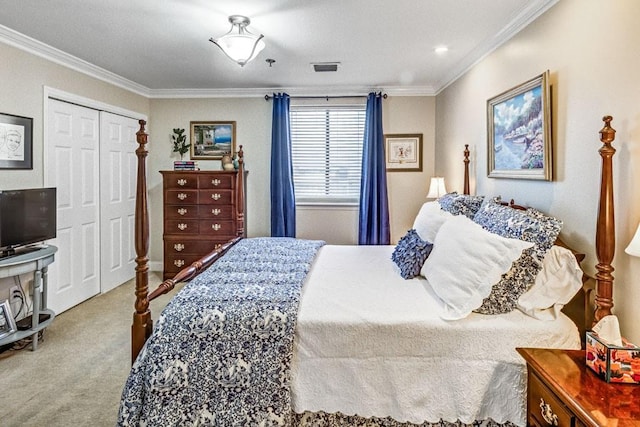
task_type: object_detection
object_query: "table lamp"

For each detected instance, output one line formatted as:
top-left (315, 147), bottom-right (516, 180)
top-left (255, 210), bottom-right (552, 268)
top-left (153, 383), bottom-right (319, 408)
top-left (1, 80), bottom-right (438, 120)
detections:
top-left (625, 223), bottom-right (640, 257)
top-left (426, 177), bottom-right (447, 199)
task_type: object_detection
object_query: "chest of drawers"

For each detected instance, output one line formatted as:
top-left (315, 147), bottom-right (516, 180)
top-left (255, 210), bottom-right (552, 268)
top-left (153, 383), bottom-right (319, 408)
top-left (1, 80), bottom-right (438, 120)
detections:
top-left (161, 170), bottom-right (245, 279)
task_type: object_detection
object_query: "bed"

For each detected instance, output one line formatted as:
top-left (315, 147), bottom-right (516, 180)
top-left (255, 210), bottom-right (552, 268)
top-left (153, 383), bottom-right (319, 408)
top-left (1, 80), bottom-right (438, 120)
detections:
top-left (119, 117), bottom-right (619, 426)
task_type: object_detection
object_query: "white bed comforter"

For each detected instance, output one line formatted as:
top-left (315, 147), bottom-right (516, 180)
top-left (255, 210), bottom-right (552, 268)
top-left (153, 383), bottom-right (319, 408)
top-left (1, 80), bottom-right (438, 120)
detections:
top-left (291, 245), bottom-right (581, 426)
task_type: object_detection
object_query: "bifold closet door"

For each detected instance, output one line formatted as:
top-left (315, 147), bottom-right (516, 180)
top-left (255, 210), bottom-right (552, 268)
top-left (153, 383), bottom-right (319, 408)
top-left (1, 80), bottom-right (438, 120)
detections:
top-left (98, 112), bottom-right (137, 293)
top-left (46, 99), bottom-right (101, 314)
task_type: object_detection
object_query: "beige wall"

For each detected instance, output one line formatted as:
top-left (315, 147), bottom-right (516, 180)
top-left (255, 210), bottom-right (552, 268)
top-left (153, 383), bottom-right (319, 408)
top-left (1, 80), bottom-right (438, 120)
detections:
top-left (0, 42), bottom-right (150, 300)
top-left (147, 98), bottom-right (272, 267)
top-left (435, 0), bottom-right (640, 343)
top-left (148, 96), bottom-right (435, 260)
top-left (0, 43), bottom-right (149, 190)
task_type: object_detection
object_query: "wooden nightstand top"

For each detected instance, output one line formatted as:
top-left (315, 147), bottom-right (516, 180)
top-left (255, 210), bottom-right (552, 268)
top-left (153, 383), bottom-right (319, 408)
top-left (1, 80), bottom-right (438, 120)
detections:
top-left (518, 348), bottom-right (640, 427)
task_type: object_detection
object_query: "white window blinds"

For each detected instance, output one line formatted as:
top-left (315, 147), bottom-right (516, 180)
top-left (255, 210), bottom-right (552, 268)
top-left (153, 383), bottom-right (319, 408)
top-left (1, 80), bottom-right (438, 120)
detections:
top-left (290, 103), bottom-right (366, 204)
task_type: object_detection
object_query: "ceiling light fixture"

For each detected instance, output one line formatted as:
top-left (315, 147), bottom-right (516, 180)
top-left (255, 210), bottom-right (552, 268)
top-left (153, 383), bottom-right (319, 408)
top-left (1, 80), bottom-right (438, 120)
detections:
top-left (209, 15), bottom-right (265, 67)
top-left (435, 46), bottom-right (449, 54)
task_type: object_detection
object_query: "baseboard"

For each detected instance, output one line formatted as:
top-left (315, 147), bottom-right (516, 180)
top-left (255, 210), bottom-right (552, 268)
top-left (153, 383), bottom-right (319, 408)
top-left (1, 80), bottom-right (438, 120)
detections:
top-left (149, 261), bottom-right (163, 272)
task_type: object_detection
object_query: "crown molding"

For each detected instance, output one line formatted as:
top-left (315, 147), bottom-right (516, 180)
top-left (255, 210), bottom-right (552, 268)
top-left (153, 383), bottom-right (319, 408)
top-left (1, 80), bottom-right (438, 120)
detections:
top-left (434, 0), bottom-right (559, 94)
top-left (2, 0), bottom-right (555, 101)
top-left (148, 85), bottom-right (436, 99)
top-left (0, 24), bottom-right (151, 97)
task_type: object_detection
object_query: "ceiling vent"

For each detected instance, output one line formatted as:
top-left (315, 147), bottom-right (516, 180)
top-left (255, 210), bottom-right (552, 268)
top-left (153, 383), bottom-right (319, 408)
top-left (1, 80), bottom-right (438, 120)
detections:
top-left (312, 62), bottom-right (340, 72)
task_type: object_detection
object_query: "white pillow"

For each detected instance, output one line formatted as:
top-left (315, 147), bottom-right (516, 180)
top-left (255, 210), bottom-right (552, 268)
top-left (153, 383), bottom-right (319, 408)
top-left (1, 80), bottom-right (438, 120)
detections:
top-left (412, 201), bottom-right (454, 243)
top-left (517, 245), bottom-right (583, 320)
top-left (421, 215), bottom-right (533, 320)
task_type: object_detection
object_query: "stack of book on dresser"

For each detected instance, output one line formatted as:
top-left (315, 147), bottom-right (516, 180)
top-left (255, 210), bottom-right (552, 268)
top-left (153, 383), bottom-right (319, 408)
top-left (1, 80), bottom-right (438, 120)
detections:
top-left (173, 160), bottom-right (199, 171)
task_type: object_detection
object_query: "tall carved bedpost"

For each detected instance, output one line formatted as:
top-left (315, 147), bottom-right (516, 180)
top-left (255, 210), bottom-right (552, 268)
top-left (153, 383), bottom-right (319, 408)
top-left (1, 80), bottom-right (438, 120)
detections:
top-left (594, 116), bottom-right (616, 323)
top-left (463, 144), bottom-right (470, 195)
top-left (132, 120), bottom-right (152, 363)
top-left (236, 145), bottom-right (245, 237)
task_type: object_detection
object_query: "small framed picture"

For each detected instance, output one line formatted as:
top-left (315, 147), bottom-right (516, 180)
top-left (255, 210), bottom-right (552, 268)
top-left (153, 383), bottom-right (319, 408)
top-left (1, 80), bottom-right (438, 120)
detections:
top-left (190, 121), bottom-right (236, 160)
top-left (0, 112), bottom-right (33, 170)
top-left (385, 133), bottom-right (423, 172)
top-left (487, 70), bottom-right (552, 180)
top-left (0, 300), bottom-right (17, 340)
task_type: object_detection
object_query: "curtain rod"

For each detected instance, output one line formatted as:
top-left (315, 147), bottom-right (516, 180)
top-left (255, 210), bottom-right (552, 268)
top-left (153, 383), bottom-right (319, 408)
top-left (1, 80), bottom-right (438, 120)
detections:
top-left (264, 93), bottom-right (387, 101)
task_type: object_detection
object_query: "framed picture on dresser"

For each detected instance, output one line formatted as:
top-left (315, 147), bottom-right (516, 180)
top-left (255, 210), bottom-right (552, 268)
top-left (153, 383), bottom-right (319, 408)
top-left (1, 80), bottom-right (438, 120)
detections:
top-left (190, 121), bottom-right (236, 160)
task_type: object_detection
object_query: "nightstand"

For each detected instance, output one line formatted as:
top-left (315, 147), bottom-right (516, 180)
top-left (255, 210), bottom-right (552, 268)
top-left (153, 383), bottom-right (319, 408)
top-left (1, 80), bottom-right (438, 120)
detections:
top-left (517, 348), bottom-right (640, 427)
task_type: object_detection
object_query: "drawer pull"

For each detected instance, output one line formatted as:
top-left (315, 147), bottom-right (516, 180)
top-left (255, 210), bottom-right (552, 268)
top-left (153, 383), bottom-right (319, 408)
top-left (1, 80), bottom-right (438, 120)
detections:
top-left (177, 193), bottom-right (188, 201)
top-left (177, 208), bottom-right (188, 216)
top-left (174, 259), bottom-right (185, 268)
top-left (215, 244), bottom-right (222, 250)
top-left (211, 208), bottom-right (221, 215)
top-left (212, 224), bottom-right (221, 231)
top-left (174, 243), bottom-right (185, 252)
top-left (211, 179), bottom-right (221, 186)
top-left (178, 223), bottom-right (188, 231)
top-left (539, 398), bottom-right (559, 426)
top-left (211, 193), bottom-right (221, 200)
top-left (177, 178), bottom-right (187, 186)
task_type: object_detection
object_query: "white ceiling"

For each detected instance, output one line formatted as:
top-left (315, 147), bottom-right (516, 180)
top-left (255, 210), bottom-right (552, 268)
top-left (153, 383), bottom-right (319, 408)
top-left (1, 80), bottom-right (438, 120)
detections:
top-left (0, 0), bottom-right (558, 98)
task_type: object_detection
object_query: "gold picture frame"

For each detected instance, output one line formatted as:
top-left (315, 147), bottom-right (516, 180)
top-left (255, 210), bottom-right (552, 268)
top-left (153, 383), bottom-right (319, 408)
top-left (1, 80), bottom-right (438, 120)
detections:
top-left (190, 121), bottom-right (236, 160)
top-left (487, 71), bottom-right (552, 180)
top-left (385, 133), bottom-right (423, 172)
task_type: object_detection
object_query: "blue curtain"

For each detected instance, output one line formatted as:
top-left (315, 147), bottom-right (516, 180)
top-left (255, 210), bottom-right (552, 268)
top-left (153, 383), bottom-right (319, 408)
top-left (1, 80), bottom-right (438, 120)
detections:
top-left (270, 93), bottom-right (296, 237)
top-left (358, 92), bottom-right (390, 245)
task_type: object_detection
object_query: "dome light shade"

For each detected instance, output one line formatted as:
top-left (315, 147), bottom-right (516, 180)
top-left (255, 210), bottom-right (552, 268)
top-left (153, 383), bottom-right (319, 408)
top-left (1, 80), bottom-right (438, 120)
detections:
top-left (210, 15), bottom-right (265, 67)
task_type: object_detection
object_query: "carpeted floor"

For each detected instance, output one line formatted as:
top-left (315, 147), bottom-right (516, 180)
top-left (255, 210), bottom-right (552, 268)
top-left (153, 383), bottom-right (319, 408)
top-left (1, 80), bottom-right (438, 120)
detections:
top-left (0, 273), bottom-right (181, 427)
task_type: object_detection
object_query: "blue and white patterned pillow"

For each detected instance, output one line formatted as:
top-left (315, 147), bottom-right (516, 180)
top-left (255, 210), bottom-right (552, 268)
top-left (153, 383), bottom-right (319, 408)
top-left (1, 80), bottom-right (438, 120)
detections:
top-left (471, 199), bottom-right (563, 315)
top-left (472, 199), bottom-right (562, 261)
top-left (438, 192), bottom-right (485, 219)
top-left (391, 229), bottom-right (434, 279)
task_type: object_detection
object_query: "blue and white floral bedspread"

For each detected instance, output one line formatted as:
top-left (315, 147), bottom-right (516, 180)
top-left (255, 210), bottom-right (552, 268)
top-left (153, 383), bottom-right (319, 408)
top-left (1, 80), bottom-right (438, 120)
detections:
top-left (117, 237), bottom-right (325, 427)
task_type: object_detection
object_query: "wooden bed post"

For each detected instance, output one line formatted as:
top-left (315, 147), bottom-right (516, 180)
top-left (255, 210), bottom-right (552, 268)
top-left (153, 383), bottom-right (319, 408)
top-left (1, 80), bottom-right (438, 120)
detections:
top-left (236, 145), bottom-right (245, 237)
top-left (594, 116), bottom-right (616, 323)
top-left (132, 119), bottom-right (152, 363)
top-left (463, 144), bottom-right (470, 195)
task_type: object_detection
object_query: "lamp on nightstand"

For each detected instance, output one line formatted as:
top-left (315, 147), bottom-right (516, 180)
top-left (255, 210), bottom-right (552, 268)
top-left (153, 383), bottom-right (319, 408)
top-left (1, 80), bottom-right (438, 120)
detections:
top-left (625, 223), bottom-right (640, 257)
top-left (426, 177), bottom-right (447, 199)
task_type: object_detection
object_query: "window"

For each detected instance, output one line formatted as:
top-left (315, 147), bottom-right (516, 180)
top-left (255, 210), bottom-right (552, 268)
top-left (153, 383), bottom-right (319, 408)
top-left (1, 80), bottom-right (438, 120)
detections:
top-left (290, 103), bottom-right (366, 204)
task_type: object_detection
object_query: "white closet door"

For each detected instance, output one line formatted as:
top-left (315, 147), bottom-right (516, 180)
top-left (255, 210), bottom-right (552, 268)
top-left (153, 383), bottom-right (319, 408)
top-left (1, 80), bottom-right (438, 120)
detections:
top-left (99, 112), bottom-right (137, 292)
top-left (46, 99), bottom-right (100, 313)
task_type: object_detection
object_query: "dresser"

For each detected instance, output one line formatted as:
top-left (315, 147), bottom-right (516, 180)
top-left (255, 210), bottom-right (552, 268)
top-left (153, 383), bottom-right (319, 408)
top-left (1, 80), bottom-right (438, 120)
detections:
top-left (161, 170), bottom-right (245, 280)
top-left (517, 348), bottom-right (640, 427)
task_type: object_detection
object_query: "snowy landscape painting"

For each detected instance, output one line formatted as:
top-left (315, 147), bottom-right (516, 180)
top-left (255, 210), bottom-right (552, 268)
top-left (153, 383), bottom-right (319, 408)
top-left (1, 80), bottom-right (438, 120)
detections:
top-left (487, 71), bottom-right (552, 180)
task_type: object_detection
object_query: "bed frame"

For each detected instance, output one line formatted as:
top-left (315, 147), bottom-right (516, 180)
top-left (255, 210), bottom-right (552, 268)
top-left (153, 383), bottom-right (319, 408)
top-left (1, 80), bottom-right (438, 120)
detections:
top-left (130, 117), bottom-right (617, 362)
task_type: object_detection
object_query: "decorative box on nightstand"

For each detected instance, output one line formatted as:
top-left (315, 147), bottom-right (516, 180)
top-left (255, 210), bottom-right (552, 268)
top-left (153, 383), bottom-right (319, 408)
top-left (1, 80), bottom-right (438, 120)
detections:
top-left (517, 348), bottom-right (640, 427)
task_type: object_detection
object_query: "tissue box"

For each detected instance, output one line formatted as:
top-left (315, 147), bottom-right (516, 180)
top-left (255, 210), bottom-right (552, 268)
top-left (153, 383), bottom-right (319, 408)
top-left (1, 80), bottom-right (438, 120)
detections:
top-left (586, 331), bottom-right (640, 384)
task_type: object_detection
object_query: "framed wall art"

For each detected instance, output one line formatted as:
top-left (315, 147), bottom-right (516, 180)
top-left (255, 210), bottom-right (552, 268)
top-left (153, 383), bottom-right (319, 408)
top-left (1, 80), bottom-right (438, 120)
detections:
top-left (487, 70), bottom-right (552, 180)
top-left (0, 112), bottom-right (33, 170)
top-left (385, 133), bottom-right (423, 172)
top-left (190, 121), bottom-right (236, 160)
top-left (0, 300), bottom-right (17, 340)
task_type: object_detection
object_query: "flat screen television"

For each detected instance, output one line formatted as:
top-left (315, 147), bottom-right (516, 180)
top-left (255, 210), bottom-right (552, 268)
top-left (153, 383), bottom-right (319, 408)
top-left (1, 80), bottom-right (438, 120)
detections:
top-left (0, 188), bottom-right (56, 258)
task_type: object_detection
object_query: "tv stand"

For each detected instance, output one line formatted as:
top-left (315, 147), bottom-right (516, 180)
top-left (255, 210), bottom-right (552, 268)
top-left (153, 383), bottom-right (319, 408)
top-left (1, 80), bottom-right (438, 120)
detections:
top-left (0, 245), bottom-right (57, 350)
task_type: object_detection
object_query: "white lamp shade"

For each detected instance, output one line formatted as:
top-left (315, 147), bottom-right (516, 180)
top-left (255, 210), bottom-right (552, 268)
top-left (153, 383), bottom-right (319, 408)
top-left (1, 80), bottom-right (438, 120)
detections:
top-left (625, 223), bottom-right (640, 257)
top-left (426, 177), bottom-right (447, 199)
top-left (213, 34), bottom-right (265, 66)
top-left (211, 15), bottom-right (265, 67)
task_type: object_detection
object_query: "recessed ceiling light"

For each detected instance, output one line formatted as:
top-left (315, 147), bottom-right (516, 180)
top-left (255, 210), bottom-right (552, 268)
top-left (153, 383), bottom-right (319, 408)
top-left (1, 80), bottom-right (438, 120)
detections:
top-left (435, 46), bottom-right (449, 54)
